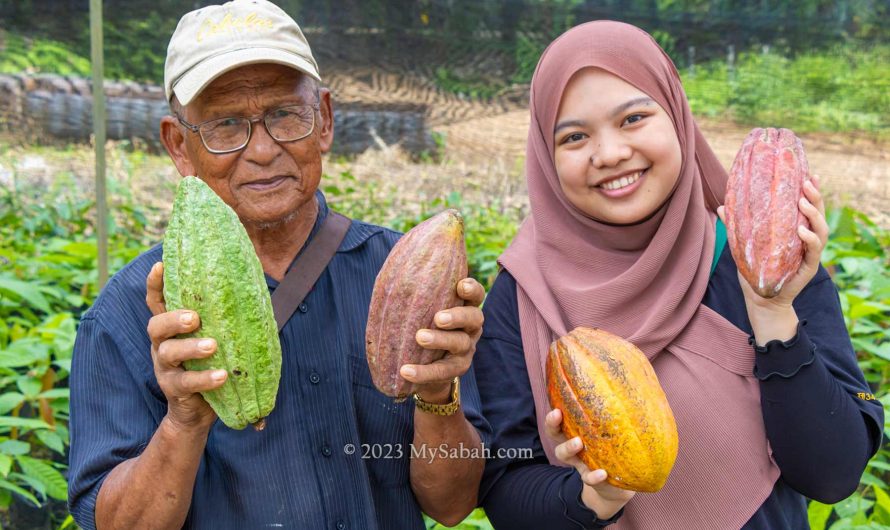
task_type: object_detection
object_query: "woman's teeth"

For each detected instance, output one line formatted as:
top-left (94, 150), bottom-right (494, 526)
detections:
top-left (601, 171), bottom-right (642, 190)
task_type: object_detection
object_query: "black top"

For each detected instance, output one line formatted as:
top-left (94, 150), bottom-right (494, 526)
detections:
top-left (475, 244), bottom-right (883, 529)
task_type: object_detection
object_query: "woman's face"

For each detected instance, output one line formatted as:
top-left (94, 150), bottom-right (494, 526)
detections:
top-left (553, 67), bottom-right (682, 225)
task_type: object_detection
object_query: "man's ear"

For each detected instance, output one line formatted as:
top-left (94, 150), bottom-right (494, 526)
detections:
top-left (160, 115), bottom-right (197, 177)
top-left (317, 87), bottom-right (334, 154)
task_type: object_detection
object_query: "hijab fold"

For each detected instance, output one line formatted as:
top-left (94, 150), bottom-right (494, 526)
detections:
top-left (498, 21), bottom-right (779, 529)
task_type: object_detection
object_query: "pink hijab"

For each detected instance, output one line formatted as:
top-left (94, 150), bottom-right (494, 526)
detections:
top-left (499, 21), bottom-right (779, 529)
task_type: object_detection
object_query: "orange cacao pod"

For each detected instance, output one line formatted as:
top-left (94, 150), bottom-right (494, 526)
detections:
top-left (547, 327), bottom-right (678, 493)
top-left (724, 127), bottom-right (811, 298)
top-left (366, 209), bottom-right (468, 400)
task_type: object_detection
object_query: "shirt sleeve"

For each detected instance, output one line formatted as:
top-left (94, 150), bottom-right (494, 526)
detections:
top-left (68, 313), bottom-right (164, 530)
top-left (475, 271), bottom-right (618, 528)
top-left (753, 271), bottom-right (884, 504)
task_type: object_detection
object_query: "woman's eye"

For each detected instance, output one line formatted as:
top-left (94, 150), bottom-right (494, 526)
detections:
top-left (563, 132), bottom-right (586, 144)
top-left (624, 114), bottom-right (645, 125)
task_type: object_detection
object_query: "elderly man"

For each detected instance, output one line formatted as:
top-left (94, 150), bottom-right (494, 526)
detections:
top-left (67, 1), bottom-right (489, 528)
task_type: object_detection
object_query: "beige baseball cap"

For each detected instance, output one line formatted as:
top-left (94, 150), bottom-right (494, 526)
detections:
top-left (164, 0), bottom-right (321, 106)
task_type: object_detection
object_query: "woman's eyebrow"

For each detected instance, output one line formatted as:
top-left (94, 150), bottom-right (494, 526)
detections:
top-left (554, 97), bottom-right (656, 134)
top-left (610, 97), bottom-right (655, 119)
top-left (554, 119), bottom-right (585, 135)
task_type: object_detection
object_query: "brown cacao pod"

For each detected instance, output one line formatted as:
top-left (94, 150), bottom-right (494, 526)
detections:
top-left (547, 327), bottom-right (678, 493)
top-left (366, 209), bottom-right (468, 401)
top-left (724, 127), bottom-right (811, 298)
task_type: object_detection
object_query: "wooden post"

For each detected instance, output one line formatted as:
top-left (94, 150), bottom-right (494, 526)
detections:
top-left (90, 0), bottom-right (108, 289)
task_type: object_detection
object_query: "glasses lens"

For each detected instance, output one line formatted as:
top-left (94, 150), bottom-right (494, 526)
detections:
top-left (201, 117), bottom-right (250, 152)
top-left (267, 106), bottom-right (315, 142)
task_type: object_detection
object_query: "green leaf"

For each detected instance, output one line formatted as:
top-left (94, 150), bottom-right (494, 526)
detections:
top-left (0, 454), bottom-right (12, 477)
top-left (0, 277), bottom-right (51, 314)
top-left (0, 477), bottom-right (41, 507)
top-left (16, 456), bottom-right (67, 501)
top-left (35, 430), bottom-right (65, 455)
top-left (834, 494), bottom-right (873, 519)
top-left (808, 500), bottom-right (834, 530)
top-left (16, 377), bottom-right (42, 399)
top-left (0, 417), bottom-right (52, 431)
top-left (874, 486), bottom-right (890, 524)
top-left (37, 388), bottom-right (69, 400)
top-left (0, 440), bottom-right (30, 456)
top-left (0, 393), bottom-right (24, 415)
top-left (0, 338), bottom-right (50, 368)
top-left (52, 359), bottom-right (72, 372)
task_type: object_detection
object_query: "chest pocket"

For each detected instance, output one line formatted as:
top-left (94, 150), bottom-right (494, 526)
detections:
top-left (350, 355), bottom-right (414, 488)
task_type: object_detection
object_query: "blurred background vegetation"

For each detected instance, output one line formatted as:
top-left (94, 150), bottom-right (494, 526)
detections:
top-left (0, 1), bottom-right (888, 529)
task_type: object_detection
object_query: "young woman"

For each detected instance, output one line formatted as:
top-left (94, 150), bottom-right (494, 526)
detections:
top-left (473, 21), bottom-right (882, 529)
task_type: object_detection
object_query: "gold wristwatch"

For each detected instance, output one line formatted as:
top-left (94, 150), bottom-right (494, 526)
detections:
top-left (413, 377), bottom-right (460, 416)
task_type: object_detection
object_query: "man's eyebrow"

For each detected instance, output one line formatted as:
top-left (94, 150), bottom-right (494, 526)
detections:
top-left (609, 97), bottom-right (655, 119)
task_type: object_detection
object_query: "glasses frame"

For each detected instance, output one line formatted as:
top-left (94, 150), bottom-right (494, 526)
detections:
top-left (176, 104), bottom-right (318, 154)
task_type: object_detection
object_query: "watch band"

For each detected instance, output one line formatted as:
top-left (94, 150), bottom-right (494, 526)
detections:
top-left (413, 377), bottom-right (460, 416)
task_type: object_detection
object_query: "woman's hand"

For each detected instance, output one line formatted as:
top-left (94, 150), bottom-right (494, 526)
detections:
top-left (718, 175), bottom-right (829, 344)
top-left (545, 409), bottom-right (635, 520)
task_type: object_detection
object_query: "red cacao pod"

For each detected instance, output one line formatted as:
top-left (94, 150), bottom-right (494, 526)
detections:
top-left (724, 128), bottom-right (811, 298)
top-left (366, 209), bottom-right (468, 400)
top-left (547, 327), bottom-right (678, 493)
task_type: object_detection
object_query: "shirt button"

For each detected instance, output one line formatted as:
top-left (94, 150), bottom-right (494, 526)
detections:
top-left (309, 372), bottom-right (320, 384)
top-left (321, 445), bottom-right (332, 457)
top-left (299, 302), bottom-right (309, 313)
top-left (336, 522), bottom-right (346, 530)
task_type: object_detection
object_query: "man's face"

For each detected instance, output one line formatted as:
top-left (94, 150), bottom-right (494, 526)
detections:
top-left (171, 64), bottom-right (333, 228)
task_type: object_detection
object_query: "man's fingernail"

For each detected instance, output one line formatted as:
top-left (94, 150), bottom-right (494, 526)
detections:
top-left (199, 339), bottom-right (214, 352)
top-left (212, 370), bottom-right (227, 381)
top-left (180, 312), bottom-right (194, 325)
top-left (437, 313), bottom-right (452, 325)
top-left (402, 366), bottom-right (417, 377)
top-left (417, 331), bottom-right (433, 343)
top-left (572, 438), bottom-right (582, 450)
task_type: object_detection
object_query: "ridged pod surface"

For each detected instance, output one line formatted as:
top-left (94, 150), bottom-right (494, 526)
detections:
top-left (725, 127), bottom-right (811, 298)
top-left (163, 176), bottom-right (282, 430)
top-left (366, 209), bottom-right (468, 400)
top-left (547, 327), bottom-right (678, 493)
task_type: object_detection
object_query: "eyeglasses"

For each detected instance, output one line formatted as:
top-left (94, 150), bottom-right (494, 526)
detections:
top-left (176, 104), bottom-right (317, 154)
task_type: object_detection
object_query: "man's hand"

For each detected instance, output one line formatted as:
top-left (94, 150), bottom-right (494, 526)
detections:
top-left (399, 278), bottom-right (485, 404)
top-left (545, 409), bottom-right (635, 520)
top-left (146, 261), bottom-right (226, 432)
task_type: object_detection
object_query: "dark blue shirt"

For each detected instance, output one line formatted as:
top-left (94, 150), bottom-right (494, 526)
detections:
top-left (68, 193), bottom-right (491, 530)
top-left (475, 244), bottom-right (883, 529)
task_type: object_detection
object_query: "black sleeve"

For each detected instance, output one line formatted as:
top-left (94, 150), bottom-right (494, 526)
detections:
top-left (705, 248), bottom-right (883, 504)
top-left (475, 271), bottom-right (619, 529)
top-left (754, 275), bottom-right (883, 503)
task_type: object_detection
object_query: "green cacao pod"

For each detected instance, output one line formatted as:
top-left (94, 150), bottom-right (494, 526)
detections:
top-left (163, 176), bottom-right (282, 430)
top-left (547, 327), bottom-right (678, 493)
top-left (366, 209), bottom-right (468, 401)
top-left (724, 127), bottom-right (811, 298)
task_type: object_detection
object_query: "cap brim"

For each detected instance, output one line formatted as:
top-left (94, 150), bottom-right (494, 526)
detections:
top-left (172, 47), bottom-right (321, 105)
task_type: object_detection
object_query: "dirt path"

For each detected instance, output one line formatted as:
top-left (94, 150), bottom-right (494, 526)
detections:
top-left (435, 111), bottom-right (890, 228)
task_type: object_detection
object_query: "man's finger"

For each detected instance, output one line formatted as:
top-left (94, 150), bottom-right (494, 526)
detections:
top-left (164, 368), bottom-right (227, 397)
top-left (433, 306), bottom-right (484, 334)
top-left (456, 278), bottom-right (485, 307)
top-left (416, 328), bottom-right (474, 356)
top-left (157, 338), bottom-right (217, 369)
top-left (146, 262), bottom-right (167, 315)
top-left (400, 355), bottom-right (469, 385)
top-left (147, 309), bottom-right (200, 348)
